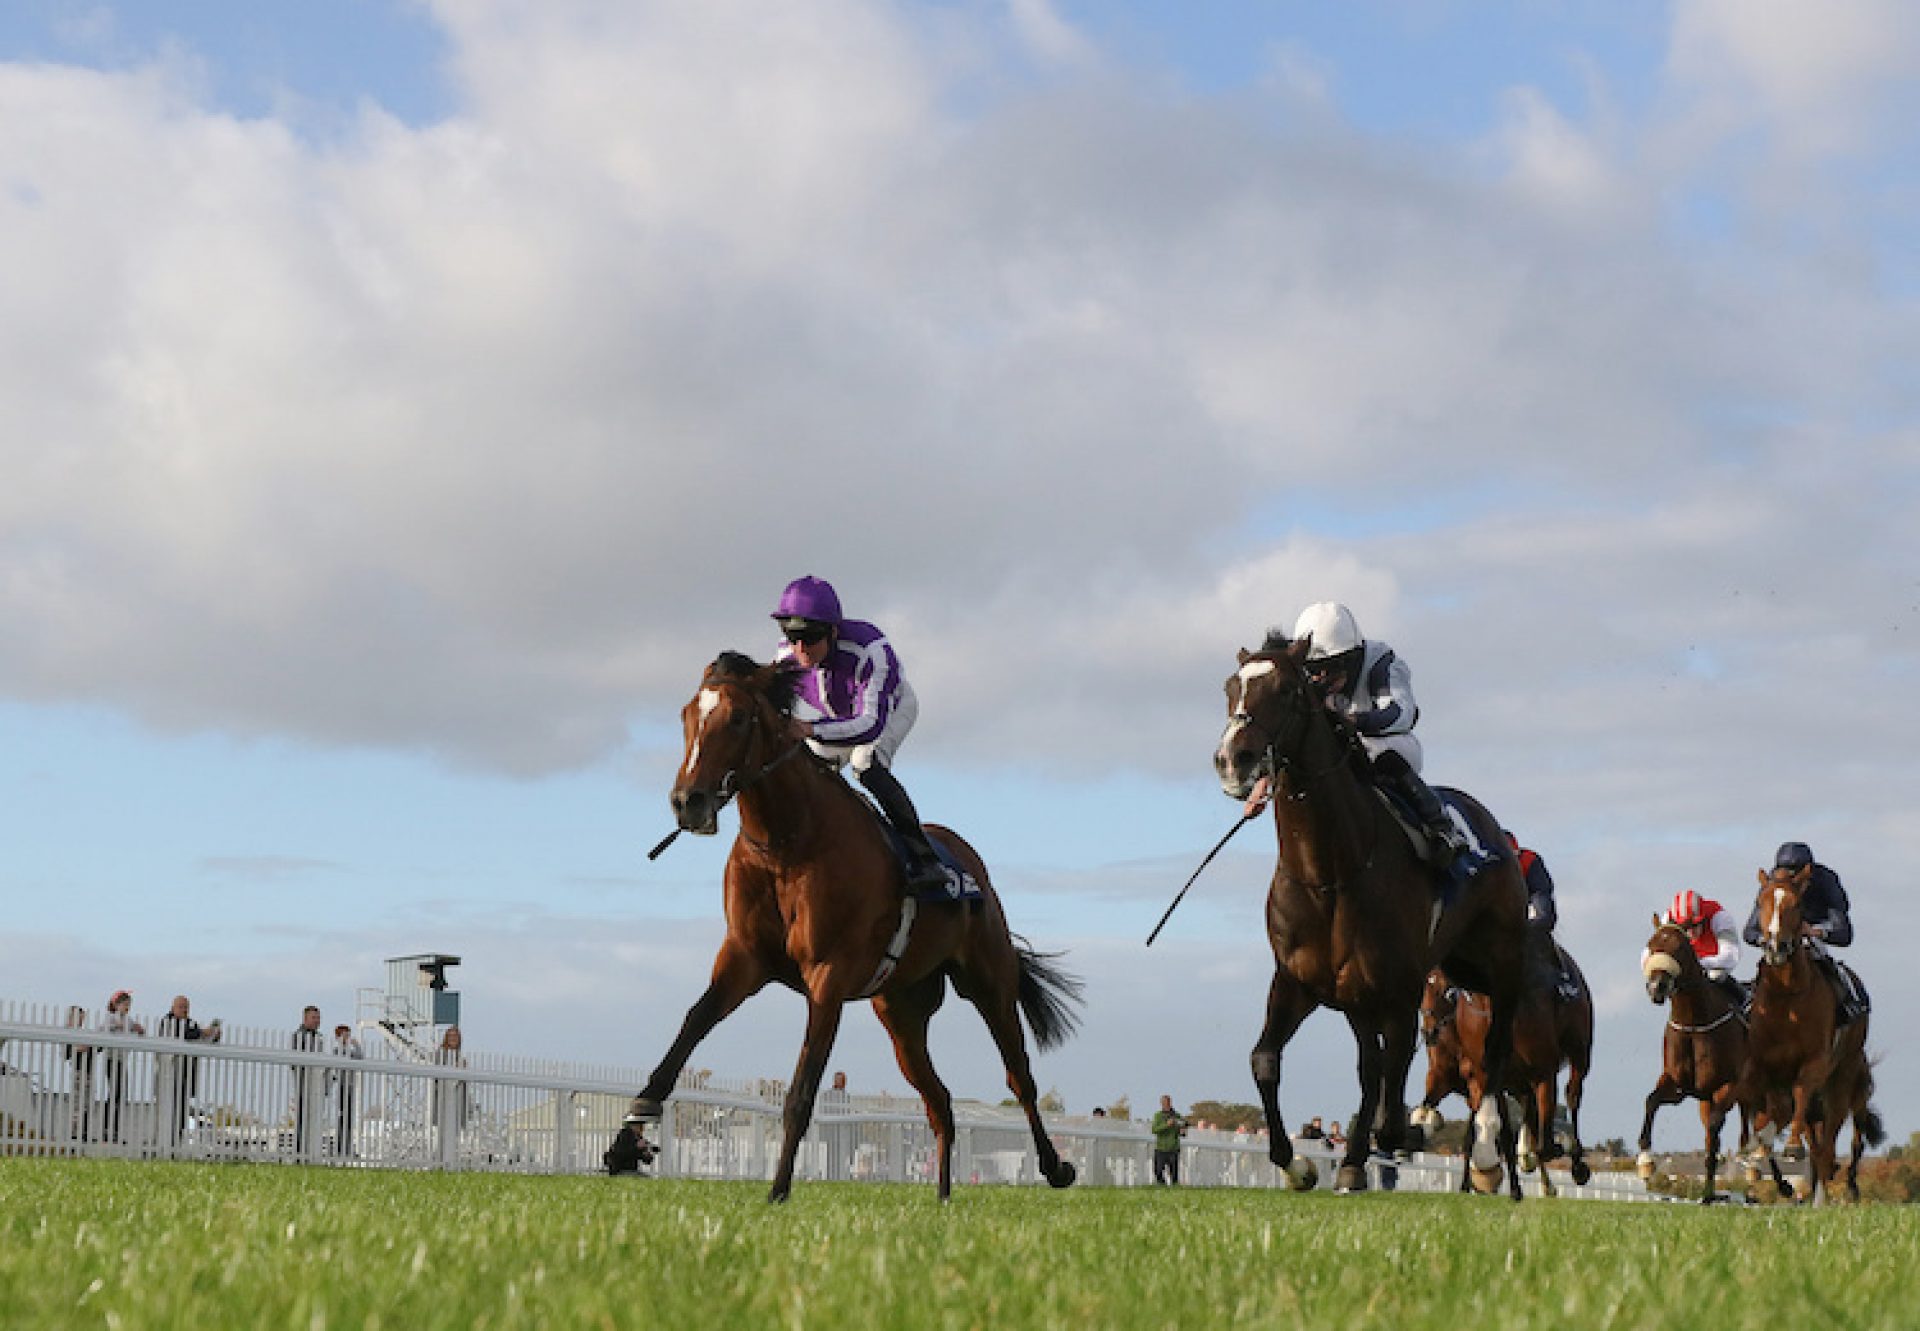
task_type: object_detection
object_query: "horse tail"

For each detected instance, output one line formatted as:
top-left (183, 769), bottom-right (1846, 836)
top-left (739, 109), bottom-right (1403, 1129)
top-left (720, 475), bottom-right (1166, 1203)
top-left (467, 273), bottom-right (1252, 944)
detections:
top-left (1856, 1059), bottom-right (1887, 1147)
top-left (1013, 935), bottom-right (1084, 1052)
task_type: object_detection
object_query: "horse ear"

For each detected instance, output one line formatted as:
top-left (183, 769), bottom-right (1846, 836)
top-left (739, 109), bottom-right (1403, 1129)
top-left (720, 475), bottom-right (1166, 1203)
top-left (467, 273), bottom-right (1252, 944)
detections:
top-left (1287, 637), bottom-right (1313, 665)
top-left (1651, 911), bottom-right (1661, 928)
top-left (1756, 868), bottom-right (1769, 887)
top-left (1237, 648), bottom-right (1251, 666)
top-left (1791, 864), bottom-right (1812, 887)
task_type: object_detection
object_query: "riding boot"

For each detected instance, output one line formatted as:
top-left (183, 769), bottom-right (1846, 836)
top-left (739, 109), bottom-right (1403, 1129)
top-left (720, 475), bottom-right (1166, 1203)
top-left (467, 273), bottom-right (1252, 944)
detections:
top-left (1376, 753), bottom-right (1480, 879)
top-left (857, 764), bottom-right (950, 893)
top-left (1818, 955), bottom-right (1857, 1026)
top-left (1554, 959), bottom-right (1580, 1005)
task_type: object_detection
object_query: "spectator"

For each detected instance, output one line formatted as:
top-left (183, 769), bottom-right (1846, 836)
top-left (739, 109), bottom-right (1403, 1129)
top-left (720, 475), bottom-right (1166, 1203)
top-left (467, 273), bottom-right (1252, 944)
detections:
top-left (155, 994), bottom-right (218, 1147)
top-left (605, 1120), bottom-right (658, 1175)
top-left (332, 1023), bottom-right (364, 1158)
top-left (291, 1005), bottom-right (325, 1156)
top-left (64, 1005), bottom-right (95, 1144)
top-left (100, 990), bottom-right (144, 1144)
top-left (1297, 1115), bottom-right (1325, 1141)
top-left (431, 1026), bottom-right (470, 1137)
top-left (1090, 1106), bottom-right (1107, 1119)
top-left (1151, 1094), bottom-right (1189, 1185)
top-left (1326, 1120), bottom-right (1347, 1151)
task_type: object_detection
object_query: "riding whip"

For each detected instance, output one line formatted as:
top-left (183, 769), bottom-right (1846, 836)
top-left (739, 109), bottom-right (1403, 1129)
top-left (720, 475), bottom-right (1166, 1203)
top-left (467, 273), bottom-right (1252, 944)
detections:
top-left (647, 828), bottom-right (681, 860)
top-left (1145, 809), bottom-right (1258, 947)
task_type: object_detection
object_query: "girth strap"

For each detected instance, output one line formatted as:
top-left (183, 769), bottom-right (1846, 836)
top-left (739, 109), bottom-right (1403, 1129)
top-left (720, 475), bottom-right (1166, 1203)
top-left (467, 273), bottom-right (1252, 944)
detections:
top-left (856, 898), bottom-right (919, 999)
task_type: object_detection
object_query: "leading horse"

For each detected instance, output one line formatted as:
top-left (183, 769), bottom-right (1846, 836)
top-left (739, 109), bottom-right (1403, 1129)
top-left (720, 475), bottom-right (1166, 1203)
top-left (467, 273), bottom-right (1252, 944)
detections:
top-left (1742, 864), bottom-right (1882, 1203)
top-left (1214, 638), bottom-right (1529, 1196)
top-left (624, 652), bottom-right (1082, 1201)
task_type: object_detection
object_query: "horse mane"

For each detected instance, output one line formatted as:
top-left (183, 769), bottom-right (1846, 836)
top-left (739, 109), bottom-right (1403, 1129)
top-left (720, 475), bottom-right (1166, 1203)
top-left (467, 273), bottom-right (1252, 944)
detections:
top-left (707, 651), bottom-right (799, 714)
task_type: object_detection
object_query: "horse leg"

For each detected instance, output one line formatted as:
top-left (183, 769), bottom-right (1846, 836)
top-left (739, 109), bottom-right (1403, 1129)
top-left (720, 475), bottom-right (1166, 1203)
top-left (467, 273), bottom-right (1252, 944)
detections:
top-left (959, 964), bottom-right (1076, 1189)
top-left (1634, 1076), bottom-right (1683, 1179)
top-left (1372, 1007), bottom-right (1420, 1159)
top-left (872, 974), bottom-right (955, 1200)
top-left (1482, 996), bottom-right (1525, 1202)
top-left (767, 995), bottom-right (845, 1203)
top-left (1336, 1014), bottom-right (1386, 1193)
top-left (1251, 970), bottom-right (1316, 1189)
top-left (629, 943), bottom-right (767, 1118)
top-left (1563, 1052), bottom-right (1591, 1185)
top-left (1527, 1078), bottom-right (1557, 1197)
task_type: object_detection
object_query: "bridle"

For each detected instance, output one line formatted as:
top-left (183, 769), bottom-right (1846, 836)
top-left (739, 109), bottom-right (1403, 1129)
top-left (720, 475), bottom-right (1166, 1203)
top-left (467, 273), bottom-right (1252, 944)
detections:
top-left (691, 682), bottom-right (810, 817)
top-left (1230, 662), bottom-right (1359, 799)
top-left (1647, 926), bottom-right (1746, 1033)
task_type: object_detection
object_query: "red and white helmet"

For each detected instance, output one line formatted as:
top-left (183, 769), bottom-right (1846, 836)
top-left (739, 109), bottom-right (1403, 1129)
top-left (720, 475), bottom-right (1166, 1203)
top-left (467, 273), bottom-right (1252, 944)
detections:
top-left (1669, 890), bottom-right (1706, 928)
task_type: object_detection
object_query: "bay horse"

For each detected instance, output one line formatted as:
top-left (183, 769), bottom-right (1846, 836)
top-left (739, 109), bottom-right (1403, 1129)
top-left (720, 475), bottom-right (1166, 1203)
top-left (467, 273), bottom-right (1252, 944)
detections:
top-left (1412, 940), bottom-right (1594, 1196)
top-left (623, 652), bottom-right (1082, 1202)
top-left (1742, 864), bottom-right (1882, 1203)
top-left (1214, 638), bottom-right (1530, 1197)
top-left (1637, 920), bottom-right (1791, 1203)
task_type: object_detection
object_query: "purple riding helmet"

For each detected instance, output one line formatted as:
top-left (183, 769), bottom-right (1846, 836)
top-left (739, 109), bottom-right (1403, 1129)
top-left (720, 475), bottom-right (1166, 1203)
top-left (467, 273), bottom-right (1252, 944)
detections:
top-left (772, 576), bottom-right (843, 630)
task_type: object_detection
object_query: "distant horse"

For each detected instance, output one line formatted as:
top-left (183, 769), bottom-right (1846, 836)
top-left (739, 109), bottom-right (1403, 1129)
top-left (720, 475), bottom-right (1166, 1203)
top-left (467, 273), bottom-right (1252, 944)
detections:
top-left (1743, 865), bottom-right (1883, 1203)
top-left (1214, 639), bottom-right (1529, 1197)
top-left (623, 652), bottom-right (1082, 1202)
top-left (1412, 941), bottom-right (1595, 1196)
top-left (1637, 920), bottom-right (1790, 1203)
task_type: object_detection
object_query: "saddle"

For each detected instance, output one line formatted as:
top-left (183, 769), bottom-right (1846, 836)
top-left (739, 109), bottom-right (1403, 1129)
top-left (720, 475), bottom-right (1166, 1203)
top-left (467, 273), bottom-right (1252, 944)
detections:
top-left (848, 779), bottom-right (983, 905)
top-left (1374, 787), bottom-right (1497, 904)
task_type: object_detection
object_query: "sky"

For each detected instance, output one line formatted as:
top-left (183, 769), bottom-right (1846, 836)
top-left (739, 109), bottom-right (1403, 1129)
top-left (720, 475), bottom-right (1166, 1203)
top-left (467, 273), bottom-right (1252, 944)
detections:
top-left (1, 0), bottom-right (1917, 1155)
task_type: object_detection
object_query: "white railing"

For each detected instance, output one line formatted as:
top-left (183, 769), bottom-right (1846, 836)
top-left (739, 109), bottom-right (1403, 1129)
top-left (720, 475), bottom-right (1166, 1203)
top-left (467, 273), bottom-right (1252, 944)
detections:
top-left (0, 1002), bottom-right (1648, 1198)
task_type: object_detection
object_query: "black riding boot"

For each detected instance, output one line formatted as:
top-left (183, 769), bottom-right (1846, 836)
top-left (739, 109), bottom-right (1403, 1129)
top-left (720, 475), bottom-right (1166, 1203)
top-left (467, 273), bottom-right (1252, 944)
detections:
top-left (857, 764), bottom-right (949, 893)
top-left (1818, 956), bottom-right (1858, 1025)
top-left (1374, 752), bottom-right (1471, 872)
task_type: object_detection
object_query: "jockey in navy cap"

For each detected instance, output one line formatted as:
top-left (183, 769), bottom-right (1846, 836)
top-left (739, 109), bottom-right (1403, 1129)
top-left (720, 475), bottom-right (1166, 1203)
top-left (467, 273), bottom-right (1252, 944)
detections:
top-left (1743, 841), bottom-right (1864, 1024)
top-left (771, 576), bottom-right (946, 893)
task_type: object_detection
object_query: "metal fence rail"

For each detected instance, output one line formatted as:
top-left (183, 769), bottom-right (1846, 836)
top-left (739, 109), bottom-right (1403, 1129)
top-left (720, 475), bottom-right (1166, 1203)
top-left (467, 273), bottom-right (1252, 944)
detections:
top-left (0, 1002), bottom-right (1648, 1199)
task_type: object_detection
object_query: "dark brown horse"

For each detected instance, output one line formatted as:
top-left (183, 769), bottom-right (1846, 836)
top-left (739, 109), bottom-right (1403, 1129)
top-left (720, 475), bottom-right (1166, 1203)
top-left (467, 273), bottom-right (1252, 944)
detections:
top-left (1637, 920), bottom-right (1789, 1203)
top-left (1213, 639), bottom-right (1529, 1196)
top-left (623, 652), bottom-right (1082, 1201)
top-left (1412, 941), bottom-right (1594, 1196)
top-left (1743, 865), bottom-right (1882, 1203)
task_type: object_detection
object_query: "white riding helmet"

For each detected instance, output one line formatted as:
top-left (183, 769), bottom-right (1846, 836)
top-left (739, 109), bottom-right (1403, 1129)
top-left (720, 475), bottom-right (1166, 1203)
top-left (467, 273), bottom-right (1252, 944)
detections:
top-left (1292, 602), bottom-right (1363, 660)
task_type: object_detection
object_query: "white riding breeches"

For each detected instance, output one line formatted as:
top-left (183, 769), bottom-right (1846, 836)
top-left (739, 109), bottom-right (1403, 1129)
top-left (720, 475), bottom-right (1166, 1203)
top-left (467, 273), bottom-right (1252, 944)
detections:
top-left (1361, 731), bottom-right (1423, 774)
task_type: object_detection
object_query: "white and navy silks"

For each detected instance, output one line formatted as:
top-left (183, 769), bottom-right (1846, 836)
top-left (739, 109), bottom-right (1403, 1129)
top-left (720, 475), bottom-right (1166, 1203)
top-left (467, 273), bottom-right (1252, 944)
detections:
top-left (1325, 640), bottom-right (1424, 773)
top-left (774, 618), bottom-right (917, 773)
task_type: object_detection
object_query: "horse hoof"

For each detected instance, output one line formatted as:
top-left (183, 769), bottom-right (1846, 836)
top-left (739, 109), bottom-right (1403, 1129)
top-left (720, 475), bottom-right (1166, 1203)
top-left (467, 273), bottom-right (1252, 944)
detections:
top-left (1285, 1157), bottom-right (1317, 1191)
top-left (1635, 1151), bottom-right (1656, 1181)
top-left (1777, 1181), bottom-right (1795, 1200)
top-left (1334, 1165), bottom-right (1368, 1194)
top-left (1469, 1165), bottom-right (1503, 1194)
top-left (1518, 1151), bottom-right (1539, 1173)
top-left (767, 1186), bottom-right (791, 1205)
top-left (625, 1096), bottom-right (664, 1123)
top-left (1048, 1161), bottom-right (1077, 1189)
top-left (1571, 1159), bottom-right (1592, 1186)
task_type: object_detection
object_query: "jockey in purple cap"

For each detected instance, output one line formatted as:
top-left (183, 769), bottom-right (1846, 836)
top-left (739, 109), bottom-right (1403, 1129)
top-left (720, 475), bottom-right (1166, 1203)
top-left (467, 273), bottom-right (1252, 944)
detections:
top-left (772, 576), bottom-right (947, 892)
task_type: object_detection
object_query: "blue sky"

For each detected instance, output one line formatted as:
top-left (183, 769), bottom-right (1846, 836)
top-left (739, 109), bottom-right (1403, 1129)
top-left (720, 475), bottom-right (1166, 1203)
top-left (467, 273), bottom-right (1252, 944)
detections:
top-left (2, 0), bottom-right (1918, 1154)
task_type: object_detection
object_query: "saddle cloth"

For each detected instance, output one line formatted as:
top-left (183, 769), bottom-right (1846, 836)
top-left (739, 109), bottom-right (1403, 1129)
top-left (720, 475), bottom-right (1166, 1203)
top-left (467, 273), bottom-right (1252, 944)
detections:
top-left (852, 788), bottom-right (983, 904)
top-left (1375, 786), bottom-right (1500, 906)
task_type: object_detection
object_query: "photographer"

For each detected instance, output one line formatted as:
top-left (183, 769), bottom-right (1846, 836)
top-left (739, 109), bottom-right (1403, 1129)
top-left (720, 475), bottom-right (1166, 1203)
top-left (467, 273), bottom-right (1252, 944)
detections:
top-left (605, 1119), bottom-right (658, 1176)
top-left (1151, 1094), bottom-right (1189, 1186)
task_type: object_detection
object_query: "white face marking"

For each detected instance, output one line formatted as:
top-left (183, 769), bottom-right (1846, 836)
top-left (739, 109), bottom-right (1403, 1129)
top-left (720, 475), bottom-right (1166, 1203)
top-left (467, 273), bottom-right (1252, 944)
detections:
top-left (684, 688), bottom-right (721, 774)
top-left (1768, 885), bottom-right (1787, 945)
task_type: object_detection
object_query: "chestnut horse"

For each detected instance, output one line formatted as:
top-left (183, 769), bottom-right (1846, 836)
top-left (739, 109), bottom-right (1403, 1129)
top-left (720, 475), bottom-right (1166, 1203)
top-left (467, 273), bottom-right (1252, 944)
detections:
top-left (1637, 920), bottom-right (1790, 1203)
top-left (1214, 639), bottom-right (1529, 1197)
top-left (1743, 864), bottom-right (1882, 1203)
top-left (1412, 941), bottom-right (1594, 1196)
top-left (623, 652), bottom-right (1082, 1202)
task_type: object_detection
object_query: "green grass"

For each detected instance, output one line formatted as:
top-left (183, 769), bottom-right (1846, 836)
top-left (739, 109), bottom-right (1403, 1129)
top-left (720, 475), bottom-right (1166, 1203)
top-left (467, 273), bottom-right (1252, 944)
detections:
top-left (2, 1161), bottom-right (1918, 1330)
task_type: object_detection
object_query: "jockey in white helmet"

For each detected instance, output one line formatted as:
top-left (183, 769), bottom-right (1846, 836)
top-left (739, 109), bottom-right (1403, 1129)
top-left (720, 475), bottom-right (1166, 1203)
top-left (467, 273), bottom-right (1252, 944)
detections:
top-left (1248, 602), bottom-right (1485, 879)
